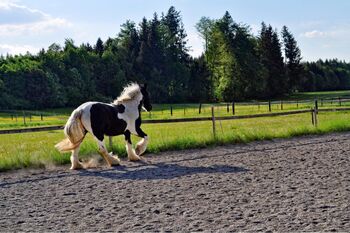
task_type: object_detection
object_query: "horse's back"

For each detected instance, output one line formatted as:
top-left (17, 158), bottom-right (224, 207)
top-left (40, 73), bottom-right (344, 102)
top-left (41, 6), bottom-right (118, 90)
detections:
top-left (78, 102), bottom-right (127, 139)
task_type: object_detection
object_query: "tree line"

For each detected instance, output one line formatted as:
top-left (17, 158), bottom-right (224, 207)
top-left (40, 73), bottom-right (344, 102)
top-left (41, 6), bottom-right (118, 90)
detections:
top-left (1, 6), bottom-right (350, 110)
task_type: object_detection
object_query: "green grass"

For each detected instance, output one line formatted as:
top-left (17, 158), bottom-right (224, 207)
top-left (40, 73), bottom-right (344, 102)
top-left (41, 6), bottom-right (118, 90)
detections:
top-left (289, 90), bottom-right (350, 100)
top-left (2, 99), bottom-right (350, 129)
top-left (2, 90), bottom-right (350, 171)
top-left (1, 110), bottom-right (350, 172)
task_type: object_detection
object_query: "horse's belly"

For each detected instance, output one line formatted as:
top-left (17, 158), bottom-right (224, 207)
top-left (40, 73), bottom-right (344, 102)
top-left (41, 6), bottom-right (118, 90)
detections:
top-left (105, 119), bottom-right (127, 136)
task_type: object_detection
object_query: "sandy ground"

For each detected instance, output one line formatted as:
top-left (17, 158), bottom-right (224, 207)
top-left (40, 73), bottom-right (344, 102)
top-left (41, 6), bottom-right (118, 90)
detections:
top-left (1, 132), bottom-right (350, 232)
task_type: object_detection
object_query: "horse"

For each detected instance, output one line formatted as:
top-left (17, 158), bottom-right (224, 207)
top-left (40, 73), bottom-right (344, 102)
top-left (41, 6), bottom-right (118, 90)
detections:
top-left (55, 83), bottom-right (152, 170)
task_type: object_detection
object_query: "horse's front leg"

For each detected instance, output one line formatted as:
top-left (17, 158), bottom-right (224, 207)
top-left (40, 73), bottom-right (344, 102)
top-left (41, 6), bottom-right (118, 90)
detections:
top-left (135, 127), bottom-right (149, 156)
top-left (124, 130), bottom-right (141, 161)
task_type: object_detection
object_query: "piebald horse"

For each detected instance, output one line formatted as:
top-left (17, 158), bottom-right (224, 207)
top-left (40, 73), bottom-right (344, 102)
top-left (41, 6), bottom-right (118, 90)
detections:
top-left (55, 83), bottom-right (152, 169)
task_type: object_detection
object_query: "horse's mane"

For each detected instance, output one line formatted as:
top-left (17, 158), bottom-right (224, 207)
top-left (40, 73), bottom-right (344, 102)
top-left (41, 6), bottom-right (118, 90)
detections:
top-left (113, 83), bottom-right (141, 104)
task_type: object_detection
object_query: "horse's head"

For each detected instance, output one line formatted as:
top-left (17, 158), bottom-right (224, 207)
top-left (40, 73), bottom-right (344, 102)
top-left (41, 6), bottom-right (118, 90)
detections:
top-left (140, 83), bottom-right (152, 112)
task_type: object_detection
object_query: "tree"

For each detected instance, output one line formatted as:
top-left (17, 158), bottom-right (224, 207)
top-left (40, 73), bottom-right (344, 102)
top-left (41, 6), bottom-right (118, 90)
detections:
top-left (195, 16), bottom-right (214, 53)
top-left (161, 6), bottom-right (191, 102)
top-left (117, 20), bottom-right (140, 82)
top-left (188, 55), bottom-right (211, 102)
top-left (162, 6), bottom-right (189, 62)
top-left (94, 37), bottom-right (104, 56)
top-left (281, 26), bottom-right (303, 92)
top-left (258, 23), bottom-right (286, 97)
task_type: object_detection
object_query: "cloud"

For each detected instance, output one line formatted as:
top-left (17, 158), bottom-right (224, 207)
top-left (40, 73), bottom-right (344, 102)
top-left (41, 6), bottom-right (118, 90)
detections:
top-left (301, 27), bottom-right (350, 39)
top-left (302, 30), bottom-right (326, 38)
top-left (0, 43), bottom-right (40, 55)
top-left (0, 0), bottom-right (72, 36)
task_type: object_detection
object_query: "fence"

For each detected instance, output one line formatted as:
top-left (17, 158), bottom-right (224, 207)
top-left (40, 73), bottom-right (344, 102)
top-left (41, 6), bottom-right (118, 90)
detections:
top-left (2, 106), bottom-right (350, 140)
top-left (140, 97), bottom-right (350, 120)
top-left (1, 97), bottom-right (350, 123)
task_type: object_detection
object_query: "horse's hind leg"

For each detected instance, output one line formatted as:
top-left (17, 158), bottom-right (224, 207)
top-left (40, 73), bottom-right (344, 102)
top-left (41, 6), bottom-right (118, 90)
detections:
top-left (70, 144), bottom-right (84, 170)
top-left (95, 137), bottom-right (120, 166)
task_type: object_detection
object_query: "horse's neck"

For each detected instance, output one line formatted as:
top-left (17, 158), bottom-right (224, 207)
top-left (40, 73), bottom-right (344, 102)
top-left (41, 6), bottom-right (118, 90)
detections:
top-left (122, 99), bottom-right (141, 118)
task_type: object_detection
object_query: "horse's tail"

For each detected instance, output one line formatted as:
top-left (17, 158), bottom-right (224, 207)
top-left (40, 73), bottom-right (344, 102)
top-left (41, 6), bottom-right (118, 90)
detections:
top-left (55, 109), bottom-right (86, 152)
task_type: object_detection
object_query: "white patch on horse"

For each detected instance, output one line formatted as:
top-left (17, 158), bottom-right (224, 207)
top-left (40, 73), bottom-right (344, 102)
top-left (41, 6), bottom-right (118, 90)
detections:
top-left (113, 83), bottom-right (143, 134)
top-left (79, 102), bottom-right (97, 134)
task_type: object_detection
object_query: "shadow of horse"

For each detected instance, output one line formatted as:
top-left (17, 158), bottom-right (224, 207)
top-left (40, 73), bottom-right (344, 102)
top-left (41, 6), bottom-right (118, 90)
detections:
top-left (78, 162), bottom-right (248, 180)
top-left (0, 162), bottom-right (248, 188)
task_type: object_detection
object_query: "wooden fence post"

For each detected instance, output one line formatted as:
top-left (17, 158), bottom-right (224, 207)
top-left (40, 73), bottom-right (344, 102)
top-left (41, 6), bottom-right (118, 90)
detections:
top-left (281, 101), bottom-right (283, 110)
top-left (199, 103), bottom-right (202, 114)
top-left (314, 100), bottom-right (318, 112)
top-left (109, 136), bottom-right (113, 149)
top-left (227, 103), bottom-right (229, 113)
top-left (170, 106), bottom-right (173, 116)
top-left (311, 109), bottom-right (314, 126)
top-left (41, 114), bottom-right (43, 121)
top-left (23, 111), bottom-right (26, 126)
top-left (232, 102), bottom-right (235, 115)
top-left (339, 97), bottom-right (342, 106)
top-left (211, 106), bottom-right (216, 139)
top-left (313, 108), bottom-right (318, 127)
top-left (296, 100), bottom-right (299, 109)
top-left (268, 101), bottom-right (271, 112)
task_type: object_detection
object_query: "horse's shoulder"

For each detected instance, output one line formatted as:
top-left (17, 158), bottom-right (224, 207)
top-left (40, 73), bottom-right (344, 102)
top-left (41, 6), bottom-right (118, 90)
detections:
top-left (115, 104), bottom-right (126, 113)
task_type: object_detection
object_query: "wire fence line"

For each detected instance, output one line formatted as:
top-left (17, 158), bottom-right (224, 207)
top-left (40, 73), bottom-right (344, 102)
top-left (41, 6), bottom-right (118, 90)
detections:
top-left (2, 97), bottom-right (350, 114)
top-left (1, 107), bottom-right (350, 136)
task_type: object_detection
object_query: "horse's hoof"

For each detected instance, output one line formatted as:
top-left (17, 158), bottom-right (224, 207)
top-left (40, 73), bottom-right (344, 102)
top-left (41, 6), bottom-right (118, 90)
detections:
top-left (70, 163), bottom-right (84, 170)
top-left (129, 155), bottom-right (141, 161)
top-left (135, 145), bottom-right (146, 156)
top-left (109, 156), bottom-right (121, 166)
top-left (135, 147), bottom-right (141, 156)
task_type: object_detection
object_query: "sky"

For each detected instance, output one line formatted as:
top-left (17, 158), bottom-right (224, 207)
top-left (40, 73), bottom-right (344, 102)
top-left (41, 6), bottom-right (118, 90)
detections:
top-left (0, 0), bottom-right (349, 61)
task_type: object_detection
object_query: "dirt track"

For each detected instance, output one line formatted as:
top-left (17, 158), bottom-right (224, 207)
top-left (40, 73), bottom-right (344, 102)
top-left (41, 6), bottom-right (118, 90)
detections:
top-left (1, 132), bottom-right (350, 232)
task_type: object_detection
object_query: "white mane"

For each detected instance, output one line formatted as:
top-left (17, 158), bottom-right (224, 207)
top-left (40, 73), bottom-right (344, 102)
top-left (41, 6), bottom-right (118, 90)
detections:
top-left (113, 83), bottom-right (141, 104)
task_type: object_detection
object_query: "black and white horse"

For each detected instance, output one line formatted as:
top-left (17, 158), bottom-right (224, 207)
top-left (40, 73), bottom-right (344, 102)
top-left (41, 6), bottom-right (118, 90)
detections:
top-left (55, 83), bottom-right (152, 170)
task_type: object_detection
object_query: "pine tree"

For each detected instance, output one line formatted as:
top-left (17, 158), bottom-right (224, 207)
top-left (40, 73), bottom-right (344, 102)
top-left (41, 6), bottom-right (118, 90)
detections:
top-left (136, 17), bottom-right (151, 82)
top-left (162, 6), bottom-right (189, 62)
top-left (258, 23), bottom-right (286, 97)
top-left (161, 6), bottom-right (190, 102)
top-left (94, 38), bottom-right (104, 56)
top-left (281, 26), bottom-right (303, 91)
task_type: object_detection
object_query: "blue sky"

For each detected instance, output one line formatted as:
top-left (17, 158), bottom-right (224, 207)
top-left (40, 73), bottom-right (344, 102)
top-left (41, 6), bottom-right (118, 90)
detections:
top-left (0, 0), bottom-right (349, 61)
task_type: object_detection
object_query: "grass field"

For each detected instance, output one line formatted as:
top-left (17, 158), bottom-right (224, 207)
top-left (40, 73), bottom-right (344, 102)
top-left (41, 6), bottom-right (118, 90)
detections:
top-left (1, 96), bottom-right (350, 129)
top-left (1, 110), bottom-right (350, 172)
top-left (289, 90), bottom-right (350, 100)
top-left (1, 90), bottom-right (350, 171)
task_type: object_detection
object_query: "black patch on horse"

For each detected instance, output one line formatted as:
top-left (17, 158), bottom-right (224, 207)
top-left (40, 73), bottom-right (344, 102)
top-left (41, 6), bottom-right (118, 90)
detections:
top-left (124, 130), bottom-right (132, 144)
top-left (116, 104), bottom-right (125, 113)
top-left (135, 103), bottom-right (147, 137)
top-left (90, 103), bottom-right (127, 141)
